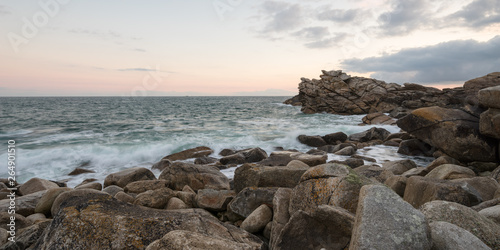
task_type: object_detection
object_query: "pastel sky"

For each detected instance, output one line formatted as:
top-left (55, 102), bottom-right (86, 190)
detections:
top-left (0, 0), bottom-right (499, 96)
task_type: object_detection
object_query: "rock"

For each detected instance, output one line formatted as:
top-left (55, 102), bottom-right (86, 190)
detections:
top-left (102, 185), bottom-right (124, 196)
top-left (479, 205), bottom-right (500, 224)
top-left (451, 177), bottom-right (500, 201)
top-left (145, 230), bottom-right (260, 250)
top-left (240, 204), bottom-right (273, 233)
top-left (469, 161), bottom-right (498, 172)
top-left (286, 160), bottom-right (309, 169)
top-left (480, 108), bottom-right (500, 139)
top-left (290, 164), bottom-right (371, 215)
top-left (196, 189), bottom-right (235, 212)
top-left (263, 222), bottom-right (272, 240)
top-left (478, 84), bottom-right (500, 109)
top-left (397, 106), bottom-right (497, 162)
top-left (398, 139), bottom-right (434, 156)
top-left (425, 164), bottom-right (476, 180)
top-left (274, 205), bottom-right (354, 250)
top-left (114, 191), bottom-right (135, 204)
top-left (166, 197), bottom-right (189, 210)
top-left (68, 168), bottom-right (96, 176)
top-left (464, 72), bottom-right (500, 106)
top-left (1, 220), bottom-right (51, 250)
top-left (159, 162), bottom-right (230, 191)
top-left (75, 182), bottom-right (102, 191)
top-left (104, 167), bottom-right (156, 188)
top-left (35, 192), bottom-right (263, 249)
top-left (270, 188), bottom-right (293, 249)
top-left (163, 146), bottom-right (213, 161)
top-left (421, 200), bottom-right (500, 249)
top-left (404, 176), bottom-right (482, 208)
top-left (334, 146), bottom-right (356, 156)
top-left (134, 187), bottom-right (175, 209)
top-left (151, 159), bottom-right (172, 171)
top-left (26, 213), bottom-right (47, 224)
top-left (18, 178), bottom-right (59, 196)
top-left (219, 153), bottom-right (246, 165)
top-left (429, 221), bottom-right (491, 250)
top-left (306, 148), bottom-right (327, 155)
top-left (34, 187), bottom-right (72, 216)
top-left (297, 135), bottom-right (326, 147)
top-left (362, 112), bottom-right (397, 125)
top-left (228, 187), bottom-right (278, 218)
top-left (383, 159), bottom-right (418, 175)
top-left (354, 165), bottom-right (386, 181)
top-left (241, 147), bottom-right (268, 163)
top-left (290, 152), bottom-right (327, 167)
top-left (233, 163), bottom-right (309, 193)
top-left (219, 148), bottom-right (236, 156)
top-left (0, 212), bottom-right (31, 231)
top-left (51, 189), bottom-right (108, 217)
top-left (348, 127), bottom-right (391, 142)
top-left (175, 191), bottom-right (196, 208)
top-left (493, 165), bottom-right (500, 183)
top-left (384, 175), bottom-right (407, 197)
top-left (402, 167), bottom-right (429, 178)
top-left (0, 228), bottom-right (7, 246)
top-left (0, 190), bottom-right (46, 217)
top-left (194, 156), bottom-right (217, 165)
top-left (427, 156), bottom-right (462, 172)
top-left (257, 151), bottom-right (293, 166)
top-left (350, 185), bottom-right (431, 250)
top-left (472, 198), bottom-right (500, 212)
top-left (124, 180), bottom-right (168, 194)
top-left (322, 132), bottom-right (348, 144)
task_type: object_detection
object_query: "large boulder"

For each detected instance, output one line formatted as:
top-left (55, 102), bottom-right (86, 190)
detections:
top-left (466, 72), bottom-right (500, 106)
top-left (195, 189), bottom-right (235, 212)
top-left (350, 185), bottom-right (431, 250)
top-left (228, 187), bottom-right (278, 218)
top-left (348, 127), bottom-right (391, 142)
top-left (404, 176), bottom-right (481, 208)
top-left (233, 163), bottom-right (308, 193)
top-left (421, 200), bottom-right (500, 249)
top-left (1, 220), bottom-right (51, 250)
top-left (19, 178), bottom-right (59, 196)
top-left (0, 190), bottom-right (47, 217)
top-left (159, 162), bottom-right (230, 191)
top-left (297, 135), bottom-right (326, 147)
top-left (382, 160), bottom-right (418, 175)
top-left (273, 205), bottom-right (354, 250)
top-left (397, 106), bottom-right (496, 162)
top-left (479, 108), bottom-right (500, 139)
top-left (429, 221), bottom-right (491, 250)
top-left (133, 187), bottom-right (175, 209)
top-left (145, 230), bottom-right (259, 250)
top-left (34, 192), bottom-right (263, 249)
top-left (240, 204), bottom-right (273, 233)
top-left (425, 164), bottom-right (476, 180)
top-left (50, 189), bottom-right (108, 217)
top-left (451, 177), bottom-right (500, 202)
top-left (34, 187), bottom-right (72, 216)
top-left (104, 167), bottom-right (156, 188)
top-left (162, 146), bottom-right (213, 161)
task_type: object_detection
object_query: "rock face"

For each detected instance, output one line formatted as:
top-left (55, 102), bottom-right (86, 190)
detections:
top-left (159, 162), bottom-right (230, 191)
top-left (350, 185), bottom-right (431, 250)
top-left (34, 192), bottom-right (263, 249)
top-left (285, 70), bottom-right (463, 115)
top-left (397, 106), bottom-right (496, 162)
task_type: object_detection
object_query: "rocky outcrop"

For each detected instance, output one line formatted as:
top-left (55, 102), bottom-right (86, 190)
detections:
top-left (285, 70), bottom-right (464, 115)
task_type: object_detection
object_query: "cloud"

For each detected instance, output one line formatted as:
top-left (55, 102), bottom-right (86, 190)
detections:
top-left (317, 8), bottom-right (361, 23)
top-left (261, 1), bottom-right (304, 33)
top-left (0, 5), bottom-right (12, 16)
top-left (341, 36), bottom-right (500, 83)
top-left (292, 26), bottom-right (330, 40)
top-left (447, 0), bottom-right (500, 28)
top-left (377, 0), bottom-right (432, 36)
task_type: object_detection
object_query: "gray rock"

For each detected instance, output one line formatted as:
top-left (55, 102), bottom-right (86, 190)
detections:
top-left (290, 152), bottom-right (327, 167)
top-left (297, 135), bottom-right (326, 147)
top-left (102, 185), bottom-right (124, 196)
top-left (1, 220), bottom-right (51, 250)
top-left (0, 190), bottom-right (47, 217)
top-left (233, 163), bottom-right (308, 193)
top-left (151, 159), bottom-right (172, 172)
top-left (26, 213), bottom-right (47, 224)
top-left (383, 159), bottom-right (418, 175)
top-left (219, 153), bottom-right (246, 165)
top-left (334, 146), bottom-right (356, 156)
top-left (425, 164), bottom-right (476, 180)
top-left (104, 167), bottom-right (156, 188)
top-left (68, 167), bottom-right (96, 176)
top-left (270, 188), bottom-right (293, 249)
top-left (429, 221), bottom-right (491, 250)
top-left (196, 189), bottom-right (235, 212)
top-left (162, 146), bottom-right (213, 161)
top-left (0, 212), bottom-right (31, 231)
top-left (34, 187), bottom-right (72, 216)
top-left (159, 162), bottom-right (230, 191)
top-left (165, 197), bottom-right (189, 210)
top-left (479, 205), bottom-right (500, 224)
top-left (479, 85), bottom-right (500, 109)
top-left (19, 178), bottom-right (59, 196)
top-left (114, 191), bottom-right (135, 204)
top-left (240, 204), bottom-right (273, 233)
top-left (398, 139), bottom-right (434, 157)
top-left (451, 177), bottom-right (500, 201)
top-left (124, 180), bottom-right (168, 194)
top-left (349, 127), bottom-right (391, 142)
top-left (145, 230), bottom-right (260, 250)
top-left (228, 187), bottom-right (278, 218)
top-left (350, 185), bottom-right (431, 250)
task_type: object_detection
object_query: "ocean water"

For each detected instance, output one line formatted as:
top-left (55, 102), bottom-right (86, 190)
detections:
top-left (0, 96), bottom-right (432, 187)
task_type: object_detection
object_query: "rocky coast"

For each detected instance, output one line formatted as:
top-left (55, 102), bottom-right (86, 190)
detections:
top-left (1, 71), bottom-right (500, 249)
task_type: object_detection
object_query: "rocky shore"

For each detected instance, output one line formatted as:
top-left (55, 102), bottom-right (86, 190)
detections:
top-left (1, 72), bottom-right (500, 249)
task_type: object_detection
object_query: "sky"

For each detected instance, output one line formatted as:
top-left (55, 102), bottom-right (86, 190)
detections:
top-left (0, 0), bottom-right (499, 96)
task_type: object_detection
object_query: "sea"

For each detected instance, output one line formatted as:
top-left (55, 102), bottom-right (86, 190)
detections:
top-left (0, 96), bottom-right (432, 187)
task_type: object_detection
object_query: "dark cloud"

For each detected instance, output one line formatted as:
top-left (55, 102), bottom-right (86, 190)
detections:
top-left (378, 0), bottom-right (431, 36)
top-left (448, 0), bottom-right (500, 28)
top-left (317, 8), bottom-right (360, 23)
top-left (261, 1), bottom-right (303, 33)
top-left (341, 36), bottom-right (500, 83)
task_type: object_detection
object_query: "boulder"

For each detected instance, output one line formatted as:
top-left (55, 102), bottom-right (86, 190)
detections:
top-left (75, 182), bottom-right (102, 191)
top-left (241, 147), bottom-right (268, 163)
top-left (194, 156), bottom-right (217, 165)
top-left (35, 192), bottom-right (263, 249)
top-left (397, 106), bottom-right (496, 162)
top-left (402, 167), bottom-right (429, 178)
top-left (104, 167), bottom-right (156, 188)
top-left (219, 153), bottom-right (246, 165)
top-left (219, 149), bottom-right (236, 156)
top-left (322, 132), bottom-right (348, 144)
top-left (0, 190), bottom-right (46, 217)
top-left (114, 191), bottom-right (135, 204)
top-left (427, 156), bottom-right (462, 172)
top-left (384, 175), bottom-right (407, 197)
top-left (472, 198), bottom-right (500, 212)
top-left (350, 185), bottom-right (431, 250)
top-left (233, 163), bottom-right (308, 193)
top-left (478, 84), bottom-right (500, 109)
top-left (124, 180), bottom-right (168, 194)
top-left (26, 213), bottom-right (47, 224)
top-left (145, 230), bottom-right (260, 250)
top-left (493, 165), bottom-right (500, 183)
top-left (240, 204), bottom-right (273, 233)
top-left (228, 187), bottom-right (278, 218)
top-left (175, 191), bottom-right (196, 208)
top-left (0, 228), bottom-right (7, 246)
top-left (464, 72), bottom-right (500, 106)
top-left (102, 185), bottom-right (124, 196)
top-left (383, 159), bottom-right (418, 175)
top-left (0, 212), bottom-right (31, 231)
top-left (398, 139), bottom-right (434, 156)
top-left (429, 221), bottom-right (491, 250)
top-left (133, 187), bottom-right (175, 209)
top-left (68, 168), bottom-right (95, 176)
top-left (159, 162), bottom-right (230, 191)
top-left (196, 189), bottom-right (235, 212)
top-left (163, 146), bottom-right (213, 161)
top-left (270, 188), bottom-right (293, 249)
top-left (425, 164), bottom-right (476, 180)
top-left (479, 205), bottom-right (500, 224)
top-left (274, 205), bottom-right (354, 250)
top-left (334, 146), bottom-right (356, 156)
top-left (468, 161), bottom-right (498, 172)
top-left (1, 220), bottom-right (51, 250)
top-left (151, 159), bottom-right (172, 171)
top-left (290, 152), bottom-right (327, 166)
top-left (297, 135), bottom-right (326, 147)
top-left (34, 187), bottom-right (72, 216)
top-left (404, 176), bottom-right (482, 208)
top-left (18, 178), bottom-right (59, 196)
top-left (362, 112), bottom-right (396, 125)
top-left (451, 177), bottom-right (500, 201)
top-left (479, 108), bottom-right (500, 139)
top-left (348, 127), bottom-right (391, 142)
top-left (51, 189), bottom-right (108, 217)
top-left (165, 197), bottom-right (189, 210)
top-left (421, 200), bottom-right (500, 249)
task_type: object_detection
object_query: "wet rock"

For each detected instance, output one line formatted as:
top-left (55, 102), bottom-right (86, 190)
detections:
top-left (350, 185), bottom-right (431, 250)
top-left (19, 178), bottom-right (59, 196)
top-left (421, 200), bottom-right (500, 249)
top-left (34, 187), bottom-right (72, 216)
top-left (159, 162), bottom-right (230, 191)
top-left (348, 127), bottom-right (391, 142)
top-left (151, 159), bottom-right (172, 172)
top-left (163, 146), bottom-right (213, 161)
top-left (241, 147), bottom-right (268, 163)
top-left (240, 204), bottom-right (273, 233)
top-left (334, 146), bottom-right (356, 156)
top-left (124, 180), bottom-right (168, 194)
top-left (228, 187), bottom-right (278, 218)
top-left (274, 205), bottom-right (354, 250)
top-left (429, 221), bottom-right (491, 250)
top-left (134, 187), bottom-right (175, 209)
top-left (322, 132), bottom-right (348, 144)
top-left (196, 189), bottom-right (235, 212)
top-left (297, 135), bottom-right (326, 147)
top-left (68, 168), bottom-right (96, 176)
top-left (104, 167), bottom-right (156, 188)
top-left (425, 164), bottom-right (476, 180)
top-left (219, 149), bottom-right (236, 156)
top-left (233, 163), bottom-right (308, 193)
top-left (219, 153), bottom-right (246, 165)
top-left (404, 176), bottom-right (481, 208)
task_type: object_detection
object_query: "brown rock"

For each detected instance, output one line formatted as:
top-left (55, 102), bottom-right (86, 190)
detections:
top-left (451, 177), bottom-right (500, 201)
top-left (34, 187), bottom-right (72, 216)
top-left (134, 187), bottom-right (175, 209)
top-left (429, 221), bottom-right (491, 250)
top-left (478, 82), bottom-right (500, 109)
top-left (0, 212), bottom-right (32, 231)
top-left (349, 127), bottom-right (391, 142)
top-left (270, 188), bottom-right (293, 249)
top-left (102, 185), bottom-right (124, 196)
top-left (104, 167), bottom-right (156, 188)
top-left (196, 189), bottom-right (235, 212)
top-left (124, 180), bottom-right (168, 194)
top-left (322, 132), bottom-right (348, 144)
top-left (480, 107), bottom-right (500, 139)
top-left (383, 159), bottom-right (418, 175)
top-left (425, 164), bottom-right (476, 180)
top-left (290, 152), bottom-right (327, 167)
top-left (233, 163), bottom-right (308, 193)
top-left (297, 135), bottom-right (326, 147)
top-left (163, 146), bottom-right (213, 161)
top-left (427, 156), bottom-right (462, 172)
top-left (151, 159), bottom-right (172, 171)
top-left (114, 191), bottom-right (135, 204)
top-left (166, 197), bottom-right (189, 210)
top-left (384, 175), bottom-right (407, 197)
top-left (75, 182), bottom-right (102, 191)
top-left (240, 204), bottom-right (273, 233)
top-left (51, 189), bottom-right (108, 217)
top-left (159, 162), bottom-right (230, 191)
top-left (464, 72), bottom-right (500, 106)
top-left (19, 178), bottom-right (59, 196)
top-left (228, 187), bottom-right (278, 218)
top-left (0, 190), bottom-right (47, 217)
top-left (362, 112), bottom-right (397, 125)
